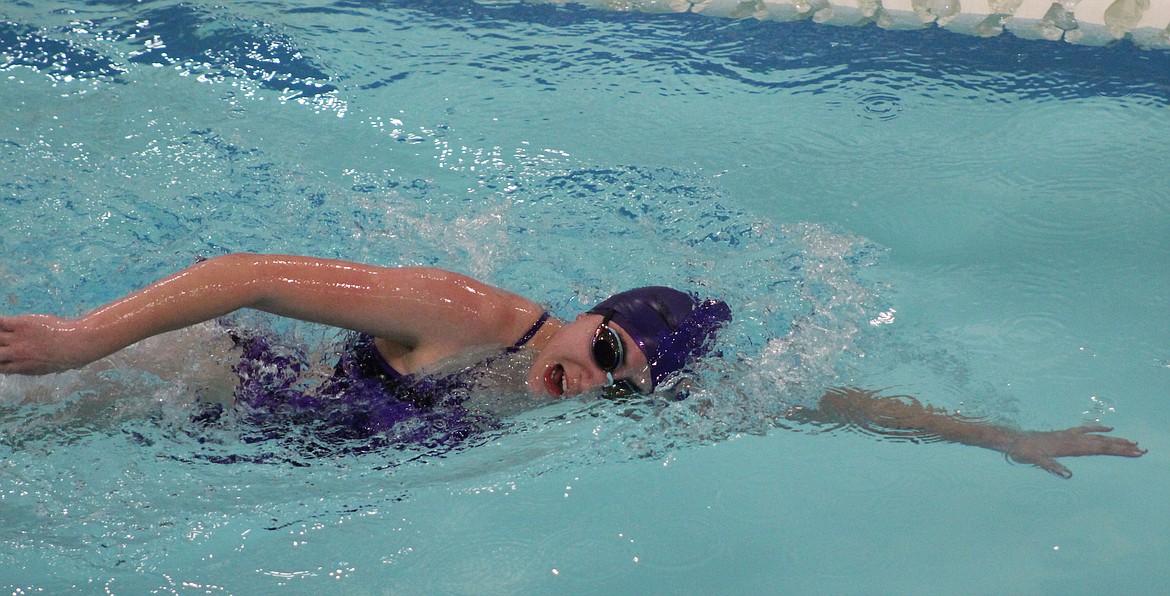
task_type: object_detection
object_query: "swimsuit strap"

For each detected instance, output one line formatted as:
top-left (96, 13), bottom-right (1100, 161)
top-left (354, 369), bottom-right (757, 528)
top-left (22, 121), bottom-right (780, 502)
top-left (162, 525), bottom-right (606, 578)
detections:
top-left (364, 311), bottom-right (550, 380)
top-left (364, 335), bottom-right (406, 380)
top-left (505, 311), bottom-right (550, 354)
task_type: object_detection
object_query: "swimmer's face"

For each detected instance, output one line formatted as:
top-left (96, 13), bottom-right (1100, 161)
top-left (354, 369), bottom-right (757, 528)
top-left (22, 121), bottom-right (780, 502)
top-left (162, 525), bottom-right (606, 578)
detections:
top-left (526, 313), bottom-right (651, 398)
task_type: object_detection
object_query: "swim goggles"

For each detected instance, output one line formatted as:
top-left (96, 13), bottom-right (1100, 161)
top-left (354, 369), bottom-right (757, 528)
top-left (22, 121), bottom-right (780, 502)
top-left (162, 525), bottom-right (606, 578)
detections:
top-left (592, 311), bottom-right (640, 396)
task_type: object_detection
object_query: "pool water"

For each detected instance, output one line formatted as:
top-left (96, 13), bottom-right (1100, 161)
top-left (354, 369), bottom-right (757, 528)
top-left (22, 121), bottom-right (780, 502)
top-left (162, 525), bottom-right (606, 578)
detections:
top-left (2, 0), bottom-right (1167, 593)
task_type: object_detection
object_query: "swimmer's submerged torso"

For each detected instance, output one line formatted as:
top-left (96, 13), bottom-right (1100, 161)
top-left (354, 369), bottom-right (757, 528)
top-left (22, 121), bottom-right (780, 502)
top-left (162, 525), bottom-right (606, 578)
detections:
top-left (227, 310), bottom-right (556, 442)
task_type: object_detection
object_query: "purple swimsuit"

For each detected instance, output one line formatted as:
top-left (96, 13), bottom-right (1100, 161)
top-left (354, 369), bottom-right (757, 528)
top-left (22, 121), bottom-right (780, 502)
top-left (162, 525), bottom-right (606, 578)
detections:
top-left (227, 313), bottom-right (550, 446)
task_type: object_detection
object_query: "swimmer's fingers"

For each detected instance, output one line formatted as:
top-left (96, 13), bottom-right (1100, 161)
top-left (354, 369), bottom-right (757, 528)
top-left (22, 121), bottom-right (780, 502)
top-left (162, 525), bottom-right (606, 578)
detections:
top-left (0, 316), bottom-right (39, 375)
top-left (0, 316), bottom-right (25, 370)
top-left (0, 314), bottom-right (85, 375)
top-left (1027, 455), bottom-right (1073, 480)
top-left (1007, 425), bottom-right (1147, 479)
top-left (0, 315), bottom-right (18, 338)
top-left (1070, 426), bottom-right (1149, 457)
top-left (1045, 426), bottom-right (1148, 458)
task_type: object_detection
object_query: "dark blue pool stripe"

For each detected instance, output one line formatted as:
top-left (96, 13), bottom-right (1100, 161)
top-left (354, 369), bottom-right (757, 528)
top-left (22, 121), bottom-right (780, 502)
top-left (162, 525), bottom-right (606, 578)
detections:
top-left (1, 4), bottom-right (337, 97)
top-left (122, 3), bottom-right (337, 96)
top-left (2, 0), bottom-right (1167, 104)
top-left (0, 20), bottom-right (126, 79)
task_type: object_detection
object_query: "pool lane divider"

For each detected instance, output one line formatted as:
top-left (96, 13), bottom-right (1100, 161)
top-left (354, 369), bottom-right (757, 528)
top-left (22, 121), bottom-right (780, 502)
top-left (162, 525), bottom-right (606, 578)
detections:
top-left (498, 0), bottom-right (1170, 49)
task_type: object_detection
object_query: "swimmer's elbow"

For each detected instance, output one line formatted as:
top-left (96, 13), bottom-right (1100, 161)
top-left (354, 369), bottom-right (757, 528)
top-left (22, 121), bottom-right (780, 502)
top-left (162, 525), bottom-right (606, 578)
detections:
top-left (199, 253), bottom-right (292, 282)
top-left (184, 253), bottom-right (284, 310)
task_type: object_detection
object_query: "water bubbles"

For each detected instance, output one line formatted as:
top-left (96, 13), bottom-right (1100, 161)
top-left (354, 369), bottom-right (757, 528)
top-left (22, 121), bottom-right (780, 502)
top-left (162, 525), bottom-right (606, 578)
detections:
top-left (328, 565), bottom-right (356, 580)
top-left (1082, 394), bottom-right (1116, 422)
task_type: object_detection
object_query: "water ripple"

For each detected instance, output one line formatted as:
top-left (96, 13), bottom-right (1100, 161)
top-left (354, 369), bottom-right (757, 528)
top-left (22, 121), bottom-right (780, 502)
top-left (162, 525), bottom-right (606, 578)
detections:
top-left (857, 91), bottom-right (903, 120)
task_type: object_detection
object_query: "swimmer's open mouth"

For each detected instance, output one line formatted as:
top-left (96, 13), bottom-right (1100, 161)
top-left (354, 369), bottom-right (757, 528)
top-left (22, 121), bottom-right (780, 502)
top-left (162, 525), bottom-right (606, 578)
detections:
top-left (544, 363), bottom-right (565, 397)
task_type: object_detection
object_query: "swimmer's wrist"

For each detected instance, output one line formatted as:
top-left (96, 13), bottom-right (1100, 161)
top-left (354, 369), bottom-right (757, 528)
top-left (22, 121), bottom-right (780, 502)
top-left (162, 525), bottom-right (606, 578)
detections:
top-left (70, 315), bottom-right (125, 366)
top-left (989, 427), bottom-right (1025, 456)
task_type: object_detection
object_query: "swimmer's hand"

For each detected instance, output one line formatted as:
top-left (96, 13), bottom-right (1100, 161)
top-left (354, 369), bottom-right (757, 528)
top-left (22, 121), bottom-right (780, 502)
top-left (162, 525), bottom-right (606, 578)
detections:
top-left (1003, 425), bottom-right (1147, 479)
top-left (798, 389), bottom-right (1146, 479)
top-left (0, 315), bottom-right (98, 375)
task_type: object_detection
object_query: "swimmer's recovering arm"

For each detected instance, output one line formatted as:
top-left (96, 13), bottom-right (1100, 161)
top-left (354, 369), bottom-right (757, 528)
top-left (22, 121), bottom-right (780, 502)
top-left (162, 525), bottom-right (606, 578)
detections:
top-left (0, 254), bottom-right (539, 376)
top-left (790, 388), bottom-right (1146, 478)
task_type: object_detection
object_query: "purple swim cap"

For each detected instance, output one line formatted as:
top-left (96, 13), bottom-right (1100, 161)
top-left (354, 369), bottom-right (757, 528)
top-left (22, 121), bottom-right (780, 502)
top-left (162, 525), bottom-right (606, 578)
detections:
top-left (587, 286), bottom-right (732, 392)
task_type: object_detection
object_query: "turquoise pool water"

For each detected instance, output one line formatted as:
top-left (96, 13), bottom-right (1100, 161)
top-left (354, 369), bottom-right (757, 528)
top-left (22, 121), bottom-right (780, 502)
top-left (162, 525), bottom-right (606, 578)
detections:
top-left (2, 0), bottom-right (1167, 593)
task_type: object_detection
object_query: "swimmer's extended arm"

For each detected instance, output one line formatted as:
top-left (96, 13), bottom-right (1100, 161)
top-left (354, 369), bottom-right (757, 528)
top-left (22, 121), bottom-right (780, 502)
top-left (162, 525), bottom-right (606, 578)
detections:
top-left (0, 254), bottom-right (540, 375)
top-left (790, 388), bottom-right (1146, 478)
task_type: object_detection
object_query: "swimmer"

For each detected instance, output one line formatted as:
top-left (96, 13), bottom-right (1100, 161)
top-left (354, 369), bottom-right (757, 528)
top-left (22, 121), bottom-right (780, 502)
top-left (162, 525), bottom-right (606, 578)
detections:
top-left (0, 253), bottom-right (1147, 477)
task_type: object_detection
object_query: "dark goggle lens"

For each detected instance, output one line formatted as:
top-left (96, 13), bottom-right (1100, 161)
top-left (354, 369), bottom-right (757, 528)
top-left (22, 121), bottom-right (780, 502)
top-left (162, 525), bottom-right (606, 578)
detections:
top-left (591, 324), bottom-right (623, 372)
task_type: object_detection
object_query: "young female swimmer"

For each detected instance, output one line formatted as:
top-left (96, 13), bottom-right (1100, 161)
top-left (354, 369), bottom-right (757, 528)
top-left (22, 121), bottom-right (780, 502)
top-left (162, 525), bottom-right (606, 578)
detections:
top-left (0, 254), bottom-right (1146, 477)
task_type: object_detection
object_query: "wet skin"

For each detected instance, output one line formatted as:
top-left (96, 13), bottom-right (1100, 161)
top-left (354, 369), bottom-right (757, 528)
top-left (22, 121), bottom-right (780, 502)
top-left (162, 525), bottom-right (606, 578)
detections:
top-left (0, 253), bottom-right (1147, 478)
top-left (522, 313), bottom-right (651, 398)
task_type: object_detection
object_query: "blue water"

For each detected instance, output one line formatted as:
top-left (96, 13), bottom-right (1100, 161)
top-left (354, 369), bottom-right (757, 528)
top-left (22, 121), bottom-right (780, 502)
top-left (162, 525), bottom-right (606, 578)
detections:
top-left (2, 1), bottom-right (1168, 593)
